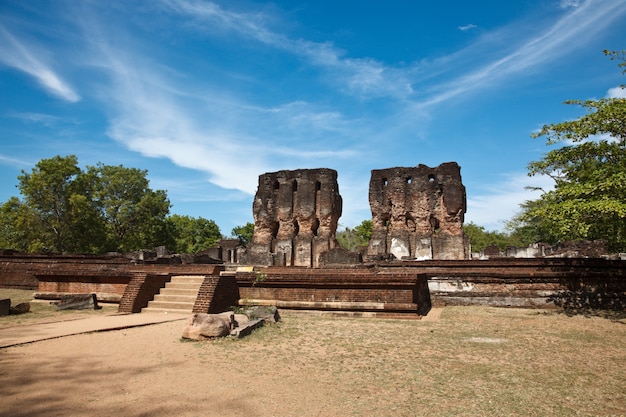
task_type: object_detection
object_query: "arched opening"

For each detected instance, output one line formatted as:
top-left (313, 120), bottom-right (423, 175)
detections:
top-left (271, 221), bottom-right (279, 239)
top-left (312, 218), bottom-right (320, 237)
top-left (273, 180), bottom-right (279, 190)
top-left (428, 174), bottom-right (435, 183)
top-left (292, 180), bottom-right (298, 192)
top-left (431, 216), bottom-right (440, 235)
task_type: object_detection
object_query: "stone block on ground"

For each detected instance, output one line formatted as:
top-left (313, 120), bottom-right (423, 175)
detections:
top-left (0, 299), bottom-right (10, 316)
top-left (230, 318), bottom-right (264, 338)
top-left (10, 302), bottom-right (30, 315)
top-left (56, 294), bottom-right (100, 311)
top-left (242, 305), bottom-right (281, 323)
top-left (182, 312), bottom-right (234, 340)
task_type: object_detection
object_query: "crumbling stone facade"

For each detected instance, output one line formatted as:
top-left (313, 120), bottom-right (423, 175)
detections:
top-left (243, 169), bottom-right (342, 267)
top-left (367, 162), bottom-right (469, 260)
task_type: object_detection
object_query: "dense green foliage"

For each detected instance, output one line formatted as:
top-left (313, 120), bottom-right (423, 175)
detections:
top-left (0, 155), bottom-right (222, 254)
top-left (167, 214), bottom-right (222, 253)
top-left (510, 50), bottom-right (626, 252)
top-left (463, 223), bottom-right (530, 253)
top-left (336, 220), bottom-right (373, 250)
top-left (231, 222), bottom-right (255, 245)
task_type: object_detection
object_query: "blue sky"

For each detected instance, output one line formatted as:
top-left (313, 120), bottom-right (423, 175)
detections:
top-left (1, 0), bottom-right (625, 236)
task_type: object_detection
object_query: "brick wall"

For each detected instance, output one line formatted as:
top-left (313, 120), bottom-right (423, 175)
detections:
top-left (118, 272), bottom-right (171, 313)
top-left (192, 275), bottom-right (239, 314)
top-left (235, 267), bottom-right (431, 315)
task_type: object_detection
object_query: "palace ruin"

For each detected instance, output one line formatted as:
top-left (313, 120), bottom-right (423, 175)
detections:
top-left (241, 168), bottom-right (342, 268)
top-left (367, 162), bottom-right (469, 260)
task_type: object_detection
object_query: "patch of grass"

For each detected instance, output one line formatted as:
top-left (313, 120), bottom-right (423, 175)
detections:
top-left (184, 306), bottom-right (626, 416)
top-left (0, 288), bottom-right (118, 328)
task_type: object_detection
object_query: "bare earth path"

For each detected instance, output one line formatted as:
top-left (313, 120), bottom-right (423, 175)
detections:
top-left (1, 307), bottom-right (624, 417)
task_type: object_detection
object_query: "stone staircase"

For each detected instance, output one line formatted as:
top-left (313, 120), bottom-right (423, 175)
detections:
top-left (142, 275), bottom-right (204, 314)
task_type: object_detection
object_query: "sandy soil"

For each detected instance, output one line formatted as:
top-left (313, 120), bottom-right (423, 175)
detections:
top-left (1, 307), bottom-right (624, 417)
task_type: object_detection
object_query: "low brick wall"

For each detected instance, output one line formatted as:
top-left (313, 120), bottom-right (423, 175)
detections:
top-left (235, 267), bottom-right (432, 316)
top-left (380, 258), bottom-right (626, 308)
top-left (0, 253), bottom-right (131, 289)
top-left (1, 254), bottom-right (624, 315)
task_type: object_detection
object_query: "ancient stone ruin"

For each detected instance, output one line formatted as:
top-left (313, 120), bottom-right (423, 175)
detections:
top-left (242, 168), bottom-right (342, 267)
top-left (367, 162), bottom-right (469, 260)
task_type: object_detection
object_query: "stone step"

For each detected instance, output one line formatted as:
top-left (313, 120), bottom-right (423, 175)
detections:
top-left (164, 282), bottom-right (204, 290)
top-left (153, 294), bottom-right (197, 302)
top-left (169, 275), bottom-right (205, 284)
top-left (141, 307), bottom-right (192, 315)
top-left (145, 300), bottom-right (195, 311)
top-left (159, 287), bottom-right (200, 296)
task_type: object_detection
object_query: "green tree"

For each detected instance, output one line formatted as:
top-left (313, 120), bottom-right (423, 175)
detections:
top-left (463, 222), bottom-right (528, 252)
top-left (513, 50), bottom-right (626, 252)
top-left (337, 220), bottom-right (372, 250)
top-left (167, 214), bottom-right (222, 253)
top-left (0, 197), bottom-right (32, 252)
top-left (88, 163), bottom-right (171, 252)
top-left (0, 155), bottom-right (173, 254)
top-left (15, 155), bottom-right (103, 253)
top-left (231, 222), bottom-right (254, 245)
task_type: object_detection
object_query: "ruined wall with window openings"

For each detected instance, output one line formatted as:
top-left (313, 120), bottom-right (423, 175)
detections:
top-left (244, 168), bottom-right (342, 267)
top-left (367, 162), bottom-right (469, 260)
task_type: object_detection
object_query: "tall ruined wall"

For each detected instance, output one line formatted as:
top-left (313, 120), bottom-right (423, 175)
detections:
top-left (244, 169), bottom-right (342, 267)
top-left (367, 162), bottom-right (468, 260)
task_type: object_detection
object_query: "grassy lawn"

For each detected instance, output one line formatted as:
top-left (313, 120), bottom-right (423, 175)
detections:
top-left (1, 288), bottom-right (624, 416)
top-left (0, 288), bottom-right (118, 328)
top-left (197, 307), bottom-right (626, 416)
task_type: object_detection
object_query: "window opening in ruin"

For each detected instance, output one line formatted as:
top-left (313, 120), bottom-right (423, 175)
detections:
top-left (312, 218), bottom-right (320, 237)
top-left (382, 178), bottom-right (388, 187)
top-left (292, 180), bottom-right (298, 192)
top-left (405, 215), bottom-right (416, 232)
top-left (431, 216), bottom-right (440, 235)
top-left (428, 174), bottom-right (435, 182)
top-left (273, 180), bottom-right (279, 190)
top-left (406, 177), bottom-right (412, 184)
top-left (315, 181), bottom-right (321, 191)
top-left (271, 221), bottom-right (279, 239)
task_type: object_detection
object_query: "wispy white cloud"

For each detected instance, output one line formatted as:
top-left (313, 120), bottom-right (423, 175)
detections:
top-left (0, 25), bottom-right (80, 102)
top-left (159, 0), bottom-right (414, 100)
top-left (466, 173), bottom-right (554, 231)
top-left (416, 0), bottom-right (626, 107)
top-left (5, 112), bottom-right (61, 127)
top-left (0, 153), bottom-right (32, 168)
top-left (458, 24), bottom-right (477, 31)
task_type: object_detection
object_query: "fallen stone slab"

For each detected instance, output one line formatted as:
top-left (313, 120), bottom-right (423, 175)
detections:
top-left (10, 302), bottom-right (30, 315)
top-left (241, 305), bottom-right (281, 323)
top-left (56, 294), bottom-right (101, 311)
top-left (230, 318), bottom-right (264, 338)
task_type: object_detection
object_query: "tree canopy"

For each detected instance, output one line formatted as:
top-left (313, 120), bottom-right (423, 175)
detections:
top-left (336, 220), bottom-right (372, 251)
top-left (167, 214), bottom-right (222, 254)
top-left (231, 222), bottom-right (255, 245)
top-left (511, 50), bottom-right (626, 252)
top-left (0, 155), bottom-right (221, 254)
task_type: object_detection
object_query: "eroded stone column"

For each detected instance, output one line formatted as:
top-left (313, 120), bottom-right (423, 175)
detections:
top-left (246, 169), bottom-right (342, 267)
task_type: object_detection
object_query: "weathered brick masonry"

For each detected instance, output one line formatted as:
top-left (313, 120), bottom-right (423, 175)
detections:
top-left (1, 253), bottom-right (624, 314)
top-left (192, 274), bottom-right (239, 314)
top-left (234, 267), bottom-right (432, 316)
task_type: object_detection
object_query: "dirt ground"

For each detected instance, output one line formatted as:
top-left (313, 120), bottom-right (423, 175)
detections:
top-left (1, 306), bottom-right (625, 417)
